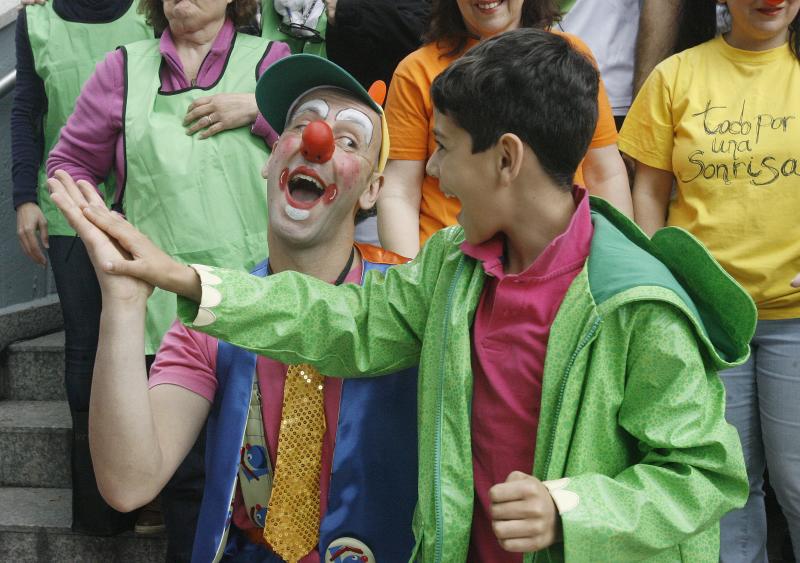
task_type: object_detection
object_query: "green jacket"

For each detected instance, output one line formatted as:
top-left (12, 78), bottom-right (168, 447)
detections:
top-left (179, 198), bottom-right (754, 562)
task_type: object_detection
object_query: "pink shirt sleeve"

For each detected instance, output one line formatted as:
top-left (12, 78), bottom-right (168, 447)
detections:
top-left (149, 320), bottom-right (220, 402)
top-left (251, 40), bottom-right (291, 145)
top-left (47, 49), bottom-right (126, 190)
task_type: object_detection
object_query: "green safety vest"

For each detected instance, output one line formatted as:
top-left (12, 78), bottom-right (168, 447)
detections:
top-left (26, 0), bottom-right (151, 236)
top-left (122, 34), bottom-right (272, 354)
top-left (261, 3), bottom-right (327, 56)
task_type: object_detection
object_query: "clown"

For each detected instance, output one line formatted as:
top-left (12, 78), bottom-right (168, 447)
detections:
top-left (47, 56), bottom-right (416, 563)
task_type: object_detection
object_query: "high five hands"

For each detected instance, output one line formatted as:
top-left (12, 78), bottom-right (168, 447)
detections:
top-left (491, 471), bottom-right (562, 553)
top-left (47, 170), bottom-right (202, 303)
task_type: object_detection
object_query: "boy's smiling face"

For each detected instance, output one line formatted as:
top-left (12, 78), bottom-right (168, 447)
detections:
top-left (427, 109), bottom-right (504, 245)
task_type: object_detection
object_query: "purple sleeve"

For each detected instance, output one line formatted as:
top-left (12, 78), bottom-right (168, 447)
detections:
top-left (250, 40), bottom-right (291, 145)
top-left (46, 49), bottom-right (126, 189)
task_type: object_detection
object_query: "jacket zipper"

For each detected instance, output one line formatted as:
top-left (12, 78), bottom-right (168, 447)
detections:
top-left (530, 318), bottom-right (600, 563)
top-left (541, 318), bottom-right (601, 478)
top-left (434, 259), bottom-right (465, 563)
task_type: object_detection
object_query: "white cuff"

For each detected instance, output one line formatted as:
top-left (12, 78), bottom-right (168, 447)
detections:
top-left (190, 264), bottom-right (222, 327)
top-left (543, 477), bottom-right (580, 514)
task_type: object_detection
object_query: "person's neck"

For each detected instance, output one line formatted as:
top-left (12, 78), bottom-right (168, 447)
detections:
top-left (171, 18), bottom-right (226, 78)
top-left (725, 26), bottom-right (789, 52)
top-left (502, 182), bottom-right (576, 275)
top-left (267, 231), bottom-right (360, 282)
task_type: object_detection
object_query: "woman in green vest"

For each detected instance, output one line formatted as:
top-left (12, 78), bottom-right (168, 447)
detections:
top-left (44, 1), bottom-right (288, 557)
top-left (46, 0), bottom-right (289, 358)
top-left (11, 0), bottom-right (152, 536)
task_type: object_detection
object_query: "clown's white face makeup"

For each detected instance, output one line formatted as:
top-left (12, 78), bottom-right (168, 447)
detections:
top-left (264, 88), bottom-right (383, 248)
top-left (336, 108), bottom-right (374, 145)
top-left (286, 98), bottom-right (330, 126)
top-left (285, 205), bottom-right (311, 221)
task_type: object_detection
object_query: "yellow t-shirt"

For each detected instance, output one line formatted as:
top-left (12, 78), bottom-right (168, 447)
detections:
top-left (619, 36), bottom-right (800, 319)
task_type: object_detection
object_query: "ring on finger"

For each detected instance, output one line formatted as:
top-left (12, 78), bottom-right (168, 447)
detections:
top-left (203, 115), bottom-right (213, 127)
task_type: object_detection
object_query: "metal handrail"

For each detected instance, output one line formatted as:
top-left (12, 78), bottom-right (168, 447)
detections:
top-left (0, 70), bottom-right (16, 100)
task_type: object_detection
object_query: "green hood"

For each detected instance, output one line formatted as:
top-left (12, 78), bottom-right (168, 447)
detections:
top-left (587, 197), bottom-right (756, 368)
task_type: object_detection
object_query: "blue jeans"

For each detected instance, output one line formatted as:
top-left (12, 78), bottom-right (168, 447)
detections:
top-left (49, 236), bottom-right (135, 535)
top-left (719, 318), bottom-right (800, 562)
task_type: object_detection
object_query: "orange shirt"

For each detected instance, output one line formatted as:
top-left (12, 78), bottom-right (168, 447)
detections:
top-left (385, 31), bottom-right (618, 244)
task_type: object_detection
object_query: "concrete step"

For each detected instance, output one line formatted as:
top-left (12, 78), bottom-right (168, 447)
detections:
top-left (0, 487), bottom-right (166, 562)
top-left (0, 401), bottom-right (70, 488)
top-left (1, 332), bottom-right (65, 401)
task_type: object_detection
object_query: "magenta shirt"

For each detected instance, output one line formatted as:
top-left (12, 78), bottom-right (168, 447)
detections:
top-left (47, 19), bottom-right (290, 199)
top-left (149, 264), bottom-right (363, 563)
top-left (463, 188), bottom-right (593, 562)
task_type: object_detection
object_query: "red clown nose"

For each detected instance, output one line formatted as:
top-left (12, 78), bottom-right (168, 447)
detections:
top-left (301, 120), bottom-right (335, 163)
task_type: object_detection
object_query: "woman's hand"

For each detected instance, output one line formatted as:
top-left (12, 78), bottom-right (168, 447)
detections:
top-left (184, 93), bottom-right (258, 139)
top-left (16, 202), bottom-right (49, 266)
top-left (19, 0), bottom-right (46, 8)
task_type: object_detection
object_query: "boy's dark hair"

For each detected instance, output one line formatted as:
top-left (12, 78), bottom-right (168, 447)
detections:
top-left (431, 28), bottom-right (599, 189)
top-left (424, 0), bottom-right (561, 57)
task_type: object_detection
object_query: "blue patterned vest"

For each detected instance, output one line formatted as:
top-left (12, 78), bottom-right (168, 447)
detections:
top-left (192, 256), bottom-right (418, 562)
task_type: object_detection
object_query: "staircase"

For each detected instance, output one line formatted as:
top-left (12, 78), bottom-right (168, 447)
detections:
top-left (0, 332), bottom-right (167, 561)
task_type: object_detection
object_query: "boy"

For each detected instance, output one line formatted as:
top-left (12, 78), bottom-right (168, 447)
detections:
top-left (51, 29), bottom-right (752, 561)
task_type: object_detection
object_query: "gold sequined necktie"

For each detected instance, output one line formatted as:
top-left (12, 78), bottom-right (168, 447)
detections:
top-left (264, 363), bottom-right (326, 562)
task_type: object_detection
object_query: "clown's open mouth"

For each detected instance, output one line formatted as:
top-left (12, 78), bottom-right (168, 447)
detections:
top-left (282, 167), bottom-right (338, 212)
top-left (288, 174), bottom-right (325, 205)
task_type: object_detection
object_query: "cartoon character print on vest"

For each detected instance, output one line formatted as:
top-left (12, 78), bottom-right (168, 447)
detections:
top-left (326, 537), bottom-right (374, 563)
top-left (240, 443), bottom-right (270, 481)
top-left (250, 503), bottom-right (268, 528)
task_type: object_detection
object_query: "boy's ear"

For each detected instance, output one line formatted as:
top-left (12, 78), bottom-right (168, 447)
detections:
top-left (497, 132), bottom-right (525, 187)
top-left (358, 172), bottom-right (383, 214)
